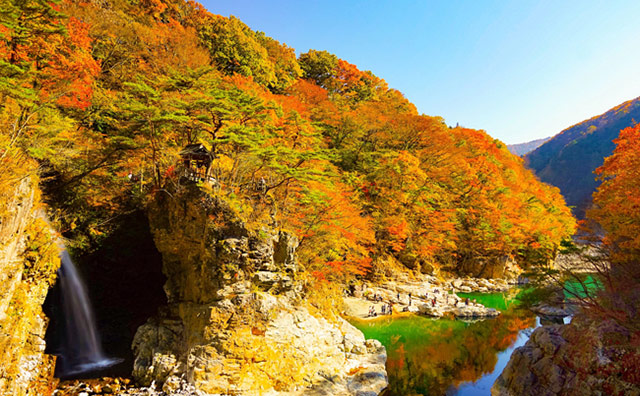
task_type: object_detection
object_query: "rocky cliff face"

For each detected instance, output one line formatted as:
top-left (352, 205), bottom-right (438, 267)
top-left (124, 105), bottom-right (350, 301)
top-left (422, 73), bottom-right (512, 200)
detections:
top-left (0, 175), bottom-right (60, 396)
top-left (493, 315), bottom-right (640, 396)
top-left (455, 255), bottom-right (522, 280)
top-left (132, 185), bottom-right (387, 395)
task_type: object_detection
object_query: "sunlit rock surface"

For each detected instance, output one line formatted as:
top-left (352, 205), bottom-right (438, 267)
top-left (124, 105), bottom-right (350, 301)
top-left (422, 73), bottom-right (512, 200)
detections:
top-left (0, 176), bottom-right (59, 396)
top-left (456, 255), bottom-right (522, 279)
top-left (530, 303), bottom-right (573, 317)
top-left (132, 185), bottom-right (387, 395)
top-left (351, 279), bottom-right (503, 319)
top-left (493, 315), bottom-right (640, 396)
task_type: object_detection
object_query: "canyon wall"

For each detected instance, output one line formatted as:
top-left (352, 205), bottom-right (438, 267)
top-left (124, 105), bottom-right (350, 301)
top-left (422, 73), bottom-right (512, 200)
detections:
top-left (132, 184), bottom-right (387, 395)
top-left (0, 174), bottom-right (60, 396)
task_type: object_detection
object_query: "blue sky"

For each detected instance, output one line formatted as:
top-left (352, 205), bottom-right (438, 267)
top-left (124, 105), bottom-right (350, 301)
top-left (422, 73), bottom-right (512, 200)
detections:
top-left (199, 0), bottom-right (640, 144)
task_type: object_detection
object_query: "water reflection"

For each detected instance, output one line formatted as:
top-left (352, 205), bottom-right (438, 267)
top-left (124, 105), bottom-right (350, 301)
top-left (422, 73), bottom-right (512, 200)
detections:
top-left (351, 308), bottom-right (536, 396)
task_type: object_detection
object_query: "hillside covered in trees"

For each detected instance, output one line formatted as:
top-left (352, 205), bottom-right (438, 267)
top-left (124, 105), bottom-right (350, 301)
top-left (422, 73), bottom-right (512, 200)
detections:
top-left (525, 97), bottom-right (640, 218)
top-left (1, 0), bottom-right (575, 284)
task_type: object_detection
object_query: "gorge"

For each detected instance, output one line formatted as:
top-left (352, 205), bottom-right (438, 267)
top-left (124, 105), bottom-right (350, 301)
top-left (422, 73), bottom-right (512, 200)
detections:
top-left (1, 0), bottom-right (639, 395)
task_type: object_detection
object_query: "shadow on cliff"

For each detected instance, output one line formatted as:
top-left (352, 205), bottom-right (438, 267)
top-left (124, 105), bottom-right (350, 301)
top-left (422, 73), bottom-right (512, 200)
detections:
top-left (44, 210), bottom-right (167, 378)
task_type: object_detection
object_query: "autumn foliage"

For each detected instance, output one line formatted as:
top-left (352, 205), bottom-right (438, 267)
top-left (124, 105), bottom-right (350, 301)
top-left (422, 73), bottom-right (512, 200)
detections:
top-left (585, 123), bottom-right (640, 332)
top-left (1, 0), bottom-right (575, 282)
top-left (590, 124), bottom-right (640, 264)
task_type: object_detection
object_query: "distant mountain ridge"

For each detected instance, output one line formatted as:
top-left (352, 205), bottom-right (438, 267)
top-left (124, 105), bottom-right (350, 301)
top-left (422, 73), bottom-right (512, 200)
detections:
top-left (525, 96), bottom-right (640, 218)
top-left (507, 137), bottom-right (551, 156)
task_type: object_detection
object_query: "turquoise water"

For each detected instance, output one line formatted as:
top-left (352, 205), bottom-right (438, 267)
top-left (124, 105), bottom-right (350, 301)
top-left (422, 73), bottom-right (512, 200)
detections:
top-left (455, 290), bottom-right (521, 311)
top-left (563, 274), bottom-right (602, 299)
top-left (350, 292), bottom-right (537, 396)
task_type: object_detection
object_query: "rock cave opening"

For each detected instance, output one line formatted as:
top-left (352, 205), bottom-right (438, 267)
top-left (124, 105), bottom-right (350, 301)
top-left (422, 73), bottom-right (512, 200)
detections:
top-left (44, 210), bottom-right (167, 379)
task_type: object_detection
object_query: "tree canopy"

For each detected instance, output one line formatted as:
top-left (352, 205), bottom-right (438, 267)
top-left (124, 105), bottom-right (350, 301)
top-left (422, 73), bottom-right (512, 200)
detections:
top-left (0, 0), bottom-right (576, 281)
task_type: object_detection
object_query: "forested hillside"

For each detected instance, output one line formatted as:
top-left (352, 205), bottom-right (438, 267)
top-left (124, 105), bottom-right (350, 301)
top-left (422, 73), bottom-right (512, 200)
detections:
top-left (525, 97), bottom-right (640, 218)
top-left (0, 0), bottom-right (575, 283)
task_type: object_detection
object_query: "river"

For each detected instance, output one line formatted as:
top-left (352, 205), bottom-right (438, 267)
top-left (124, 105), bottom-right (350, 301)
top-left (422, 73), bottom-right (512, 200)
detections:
top-left (350, 291), bottom-right (570, 396)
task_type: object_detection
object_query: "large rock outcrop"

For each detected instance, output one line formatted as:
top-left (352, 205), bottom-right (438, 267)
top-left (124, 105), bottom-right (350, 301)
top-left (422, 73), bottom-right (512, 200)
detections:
top-left (493, 315), bottom-right (640, 396)
top-left (132, 185), bottom-right (387, 395)
top-left (451, 255), bottom-right (522, 280)
top-left (0, 175), bottom-right (60, 396)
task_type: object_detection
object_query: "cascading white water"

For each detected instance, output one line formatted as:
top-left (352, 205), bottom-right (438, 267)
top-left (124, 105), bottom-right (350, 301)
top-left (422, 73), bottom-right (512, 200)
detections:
top-left (57, 249), bottom-right (120, 375)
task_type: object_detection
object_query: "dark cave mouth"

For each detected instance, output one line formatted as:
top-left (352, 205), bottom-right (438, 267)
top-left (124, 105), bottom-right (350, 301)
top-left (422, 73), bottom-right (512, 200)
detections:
top-left (44, 210), bottom-right (167, 379)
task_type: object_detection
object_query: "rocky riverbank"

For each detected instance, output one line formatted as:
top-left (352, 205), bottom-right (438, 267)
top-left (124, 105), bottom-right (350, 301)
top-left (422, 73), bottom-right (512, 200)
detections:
top-left (343, 276), bottom-right (510, 320)
top-left (492, 314), bottom-right (640, 396)
top-left (530, 302), bottom-right (575, 317)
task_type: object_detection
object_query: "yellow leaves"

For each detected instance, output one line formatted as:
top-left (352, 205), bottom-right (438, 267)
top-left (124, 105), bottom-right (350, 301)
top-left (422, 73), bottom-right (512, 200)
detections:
top-left (212, 154), bottom-right (234, 174)
top-left (589, 124), bottom-right (640, 263)
top-left (21, 210), bottom-right (61, 286)
top-left (87, 225), bottom-right (103, 237)
top-left (141, 0), bottom-right (167, 18)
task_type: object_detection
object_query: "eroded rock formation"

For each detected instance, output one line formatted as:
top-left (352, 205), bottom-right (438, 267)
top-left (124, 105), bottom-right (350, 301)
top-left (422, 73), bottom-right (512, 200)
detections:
top-left (0, 176), bottom-right (59, 396)
top-left (132, 185), bottom-right (387, 395)
top-left (493, 315), bottom-right (640, 396)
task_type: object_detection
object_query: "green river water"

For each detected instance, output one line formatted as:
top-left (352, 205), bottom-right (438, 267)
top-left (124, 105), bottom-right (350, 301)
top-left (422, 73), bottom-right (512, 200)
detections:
top-left (350, 290), bottom-right (542, 396)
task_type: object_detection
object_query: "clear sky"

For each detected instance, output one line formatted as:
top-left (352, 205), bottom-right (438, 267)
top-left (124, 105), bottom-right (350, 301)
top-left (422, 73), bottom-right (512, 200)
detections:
top-left (199, 0), bottom-right (640, 144)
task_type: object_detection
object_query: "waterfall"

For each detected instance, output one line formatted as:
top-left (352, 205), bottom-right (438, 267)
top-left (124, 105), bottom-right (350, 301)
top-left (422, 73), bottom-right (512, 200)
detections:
top-left (57, 249), bottom-right (120, 375)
